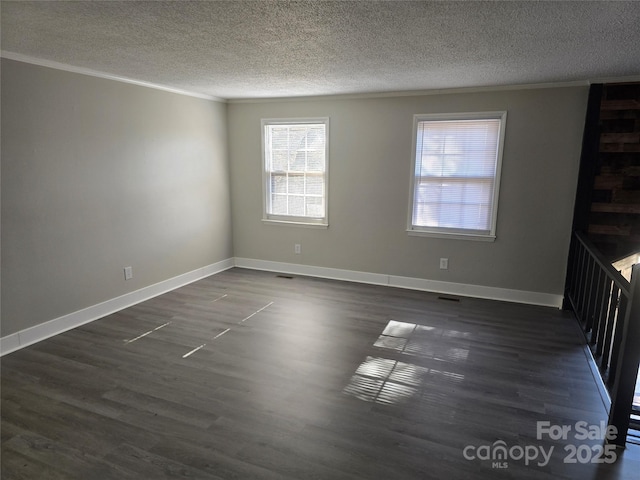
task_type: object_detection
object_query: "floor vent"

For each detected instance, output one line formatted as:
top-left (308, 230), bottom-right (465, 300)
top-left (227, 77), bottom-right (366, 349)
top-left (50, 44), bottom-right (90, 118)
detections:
top-left (438, 296), bottom-right (460, 302)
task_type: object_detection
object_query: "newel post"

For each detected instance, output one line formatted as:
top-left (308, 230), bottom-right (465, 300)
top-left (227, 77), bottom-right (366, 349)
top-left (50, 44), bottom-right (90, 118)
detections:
top-left (608, 264), bottom-right (640, 447)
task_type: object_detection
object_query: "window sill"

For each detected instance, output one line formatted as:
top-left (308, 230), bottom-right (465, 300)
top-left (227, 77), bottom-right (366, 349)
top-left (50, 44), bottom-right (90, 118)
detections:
top-left (407, 229), bottom-right (496, 242)
top-left (263, 219), bottom-right (329, 229)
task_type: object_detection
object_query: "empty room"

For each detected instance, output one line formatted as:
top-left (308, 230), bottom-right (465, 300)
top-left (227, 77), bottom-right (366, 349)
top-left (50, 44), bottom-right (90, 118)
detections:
top-left (2, 1), bottom-right (640, 479)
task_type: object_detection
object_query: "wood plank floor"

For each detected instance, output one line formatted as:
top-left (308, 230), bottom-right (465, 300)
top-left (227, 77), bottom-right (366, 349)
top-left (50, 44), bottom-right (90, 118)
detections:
top-left (2, 267), bottom-right (639, 479)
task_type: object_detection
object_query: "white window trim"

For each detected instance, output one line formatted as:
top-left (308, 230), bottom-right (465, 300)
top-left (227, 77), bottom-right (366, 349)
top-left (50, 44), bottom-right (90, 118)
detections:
top-left (406, 111), bottom-right (507, 241)
top-left (261, 117), bottom-right (330, 227)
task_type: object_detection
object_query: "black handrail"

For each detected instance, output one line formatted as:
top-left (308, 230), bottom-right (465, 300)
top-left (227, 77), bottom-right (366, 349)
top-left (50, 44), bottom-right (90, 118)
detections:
top-left (565, 230), bottom-right (639, 447)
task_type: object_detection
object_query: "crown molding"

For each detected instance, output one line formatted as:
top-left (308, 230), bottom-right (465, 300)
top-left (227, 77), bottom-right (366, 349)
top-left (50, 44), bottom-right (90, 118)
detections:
top-left (1, 51), bottom-right (226, 103)
top-left (227, 76), bottom-right (640, 104)
top-left (3, 50), bottom-right (638, 105)
top-left (226, 81), bottom-right (591, 104)
top-left (587, 74), bottom-right (640, 85)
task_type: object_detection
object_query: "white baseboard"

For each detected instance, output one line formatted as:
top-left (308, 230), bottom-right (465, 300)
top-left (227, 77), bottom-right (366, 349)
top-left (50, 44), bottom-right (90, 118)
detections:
top-left (234, 257), bottom-right (563, 308)
top-left (0, 258), bottom-right (234, 357)
top-left (1, 256), bottom-right (563, 356)
top-left (234, 258), bottom-right (390, 286)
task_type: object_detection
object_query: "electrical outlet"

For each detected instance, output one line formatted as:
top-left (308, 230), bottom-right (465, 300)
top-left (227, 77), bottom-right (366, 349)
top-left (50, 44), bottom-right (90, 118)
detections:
top-left (124, 266), bottom-right (133, 280)
top-left (439, 258), bottom-right (449, 270)
top-left (294, 244), bottom-right (301, 255)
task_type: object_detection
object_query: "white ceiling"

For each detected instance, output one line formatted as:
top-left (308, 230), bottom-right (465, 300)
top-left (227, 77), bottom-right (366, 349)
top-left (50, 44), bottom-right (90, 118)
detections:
top-left (2, 1), bottom-right (640, 100)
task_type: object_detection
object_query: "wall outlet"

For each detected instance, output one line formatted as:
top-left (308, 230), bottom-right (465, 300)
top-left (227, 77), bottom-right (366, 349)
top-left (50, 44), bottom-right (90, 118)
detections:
top-left (124, 266), bottom-right (133, 280)
top-left (439, 258), bottom-right (449, 270)
top-left (294, 244), bottom-right (301, 255)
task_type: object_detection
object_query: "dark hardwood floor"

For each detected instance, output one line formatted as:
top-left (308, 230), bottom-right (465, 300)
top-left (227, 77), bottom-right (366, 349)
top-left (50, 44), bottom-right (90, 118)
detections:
top-left (2, 267), bottom-right (639, 479)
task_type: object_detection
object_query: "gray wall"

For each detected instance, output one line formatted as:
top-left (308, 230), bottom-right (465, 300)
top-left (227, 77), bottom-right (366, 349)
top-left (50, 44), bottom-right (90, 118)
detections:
top-left (1, 59), bottom-right (232, 337)
top-left (1, 57), bottom-right (588, 339)
top-left (228, 87), bottom-right (588, 296)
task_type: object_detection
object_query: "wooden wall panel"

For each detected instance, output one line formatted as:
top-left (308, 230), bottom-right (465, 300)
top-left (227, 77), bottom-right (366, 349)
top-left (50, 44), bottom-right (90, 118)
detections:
top-left (587, 83), bottom-right (640, 260)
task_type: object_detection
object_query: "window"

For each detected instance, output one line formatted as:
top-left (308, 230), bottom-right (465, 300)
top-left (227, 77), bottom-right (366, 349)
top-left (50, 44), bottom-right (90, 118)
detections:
top-left (262, 118), bottom-right (329, 226)
top-left (408, 112), bottom-right (506, 240)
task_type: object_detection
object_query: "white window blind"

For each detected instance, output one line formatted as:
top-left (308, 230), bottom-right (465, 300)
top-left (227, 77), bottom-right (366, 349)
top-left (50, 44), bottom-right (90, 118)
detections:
top-left (263, 119), bottom-right (328, 225)
top-left (409, 112), bottom-right (506, 239)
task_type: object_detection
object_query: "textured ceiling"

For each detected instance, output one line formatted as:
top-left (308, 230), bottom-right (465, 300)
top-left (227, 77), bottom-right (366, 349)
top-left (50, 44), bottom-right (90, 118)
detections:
top-left (2, 1), bottom-right (640, 100)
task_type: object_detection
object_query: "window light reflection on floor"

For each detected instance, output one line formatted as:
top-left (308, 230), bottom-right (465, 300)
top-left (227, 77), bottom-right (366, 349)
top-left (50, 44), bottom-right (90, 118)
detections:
top-left (342, 320), bottom-right (467, 405)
